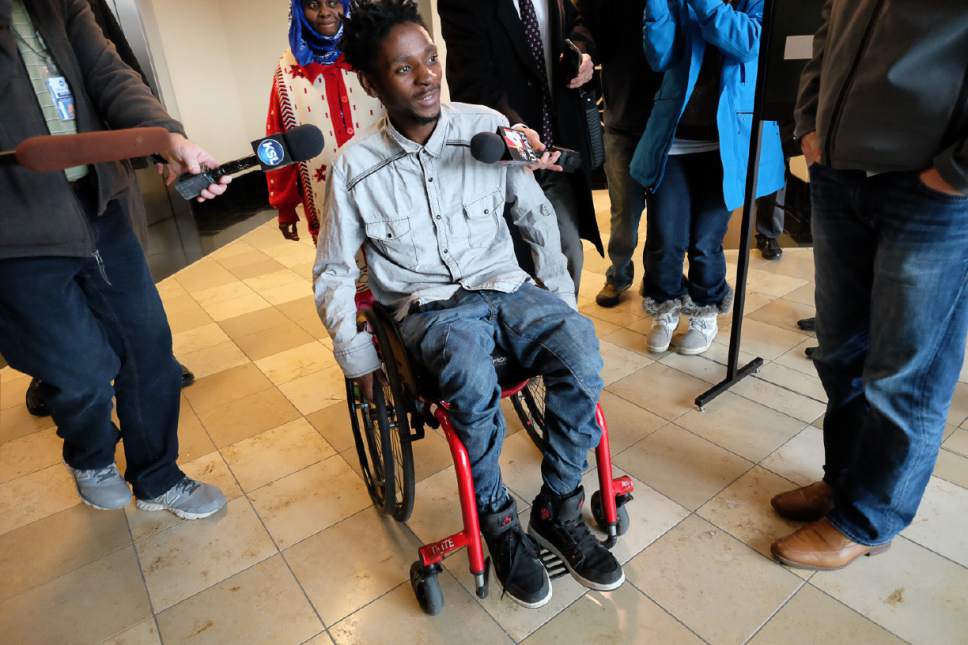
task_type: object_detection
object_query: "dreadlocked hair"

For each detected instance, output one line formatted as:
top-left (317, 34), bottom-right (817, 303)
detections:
top-left (342, 0), bottom-right (426, 75)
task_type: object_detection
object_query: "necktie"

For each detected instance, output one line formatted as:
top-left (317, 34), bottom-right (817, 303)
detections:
top-left (518, 0), bottom-right (554, 146)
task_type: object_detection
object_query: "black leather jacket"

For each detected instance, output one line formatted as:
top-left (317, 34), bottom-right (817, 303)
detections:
top-left (795, 0), bottom-right (968, 192)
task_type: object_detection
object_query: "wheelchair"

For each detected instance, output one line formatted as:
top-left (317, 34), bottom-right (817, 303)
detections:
top-left (345, 298), bottom-right (634, 616)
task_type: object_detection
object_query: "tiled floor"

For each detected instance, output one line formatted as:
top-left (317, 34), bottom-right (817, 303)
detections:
top-left (1, 193), bottom-right (967, 644)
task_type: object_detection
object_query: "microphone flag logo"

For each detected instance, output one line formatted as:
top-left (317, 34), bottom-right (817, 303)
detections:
top-left (257, 139), bottom-right (286, 167)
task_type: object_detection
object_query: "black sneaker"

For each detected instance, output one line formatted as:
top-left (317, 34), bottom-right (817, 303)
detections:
top-left (180, 362), bottom-right (196, 388)
top-left (595, 282), bottom-right (630, 308)
top-left (528, 486), bottom-right (624, 591)
top-left (760, 237), bottom-right (783, 260)
top-left (481, 496), bottom-right (551, 608)
top-left (25, 377), bottom-right (51, 417)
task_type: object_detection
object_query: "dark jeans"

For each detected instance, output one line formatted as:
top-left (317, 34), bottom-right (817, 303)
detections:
top-left (755, 184), bottom-right (786, 240)
top-left (400, 285), bottom-right (604, 510)
top-left (603, 129), bottom-right (649, 289)
top-left (0, 203), bottom-right (184, 499)
top-left (810, 164), bottom-right (968, 546)
top-left (643, 151), bottom-right (732, 308)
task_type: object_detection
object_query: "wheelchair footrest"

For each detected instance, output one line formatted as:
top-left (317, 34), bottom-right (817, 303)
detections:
top-left (538, 549), bottom-right (569, 580)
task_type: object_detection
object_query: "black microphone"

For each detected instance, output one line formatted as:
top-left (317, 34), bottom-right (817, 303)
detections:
top-left (469, 128), bottom-right (582, 173)
top-left (174, 124), bottom-right (324, 200)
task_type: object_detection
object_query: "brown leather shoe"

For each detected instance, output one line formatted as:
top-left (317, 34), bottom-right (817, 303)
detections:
top-left (770, 481), bottom-right (834, 522)
top-left (771, 518), bottom-right (891, 571)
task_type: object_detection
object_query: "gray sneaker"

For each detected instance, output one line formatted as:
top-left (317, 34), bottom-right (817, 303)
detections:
top-left (136, 477), bottom-right (227, 520)
top-left (69, 464), bottom-right (132, 510)
top-left (647, 310), bottom-right (680, 353)
top-left (678, 314), bottom-right (718, 355)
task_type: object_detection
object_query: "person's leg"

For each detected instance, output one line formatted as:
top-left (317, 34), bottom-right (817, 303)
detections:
top-left (538, 171), bottom-right (584, 293)
top-left (599, 129), bottom-right (648, 305)
top-left (755, 185), bottom-right (786, 261)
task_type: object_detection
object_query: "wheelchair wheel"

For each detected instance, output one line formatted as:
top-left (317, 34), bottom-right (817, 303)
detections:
top-left (410, 561), bottom-right (444, 616)
top-left (591, 489), bottom-right (631, 537)
top-left (511, 376), bottom-right (546, 449)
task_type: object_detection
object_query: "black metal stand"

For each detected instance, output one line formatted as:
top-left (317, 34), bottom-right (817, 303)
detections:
top-left (695, 0), bottom-right (776, 411)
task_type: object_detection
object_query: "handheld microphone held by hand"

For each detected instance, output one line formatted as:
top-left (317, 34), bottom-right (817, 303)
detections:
top-left (174, 124), bottom-right (324, 200)
top-left (469, 128), bottom-right (582, 173)
top-left (0, 127), bottom-right (171, 172)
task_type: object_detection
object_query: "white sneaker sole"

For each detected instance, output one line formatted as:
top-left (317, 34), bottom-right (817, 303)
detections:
top-left (79, 495), bottom-right (130, 511)
top-left (135, 499), bottom-right (224, 520)
top-left (527, 529), bottom-right (625, 592)
top-left (677, 341), bottom-right (714, 356)
top-left (500, 568), bottom-right (553, 609)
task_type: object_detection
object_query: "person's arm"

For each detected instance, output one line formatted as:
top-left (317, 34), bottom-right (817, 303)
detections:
top-left (312, 161), bottom-right (380, 379)
top-left (437, 0), bottom-right (527, 126)
top-left (684, 0), bottom-right (762, 63)
top-left (794, 0), bottom-right (832, 142)
top-left (265, 75), bottom-right (304, 241)
top-left (643, 0), bottom-right (681, 73)
top-left (930, 137), bottom-right (968, 195)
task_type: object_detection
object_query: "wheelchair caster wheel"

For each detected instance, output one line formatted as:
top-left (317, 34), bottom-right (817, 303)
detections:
top-left (410, 561), bottom-right (444, 616)
top-left (591, 490), bottom-right (631, 537)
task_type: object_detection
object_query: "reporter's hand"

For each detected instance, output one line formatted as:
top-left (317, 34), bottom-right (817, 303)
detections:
top-left (567, 53), bottom-right (594, 89)
top-left (157, 133), bottom-right (231, 202)
top-left (800, 131), bottom-right (821, 166)
top-left (353, 369), bottom-right (386, 403)
top-left (919, 167), bottom-right (965, 196)
top-left (512, 125), bottom-right (563, 173)
top-left (279, 221), bottom-right (300, 241)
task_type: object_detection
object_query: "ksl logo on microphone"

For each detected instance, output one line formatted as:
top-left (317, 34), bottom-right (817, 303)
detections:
top-left (257, 139), bottom-right (286, 167)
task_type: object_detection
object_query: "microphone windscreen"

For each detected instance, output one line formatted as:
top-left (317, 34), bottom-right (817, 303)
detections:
top-left (470, 132), bottom-right (506, 164)
top-left (284, 124), bottom-right (325, 162)
top-left (15, 127), bottom-right (170, 172)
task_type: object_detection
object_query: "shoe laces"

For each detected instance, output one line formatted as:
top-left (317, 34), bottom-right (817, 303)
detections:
top-left (75, 465), bottom-right (120, 484)
top-left (492, 528), bottom-right (539, 600)
top-left (689, 315), bottom-right (717, 333)
top-left (655, 310), bottom-right (679, 328)
top-left (555, 516), bottom-right (600, 565)
top-left (160, 477), bottom-right (200, 502)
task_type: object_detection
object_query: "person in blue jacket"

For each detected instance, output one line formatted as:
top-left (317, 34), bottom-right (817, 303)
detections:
top-left (631, 0), bottom-right (783, 355)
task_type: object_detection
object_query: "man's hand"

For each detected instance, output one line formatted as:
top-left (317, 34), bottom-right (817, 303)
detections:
top-left (800, 131), bottom-right (821, 166)
top-left (566, 53), bottom-right (594, 89)
top-left (279, 221), bottom-right (300, 241)
top-left (353, 369), bottom-right (387, 403)
top-left (512, 125), bottom-right (563, 173)
top-left (156, 133), bottom-right (231, 202)
top-left (919, 167), bottom-right (965, 197)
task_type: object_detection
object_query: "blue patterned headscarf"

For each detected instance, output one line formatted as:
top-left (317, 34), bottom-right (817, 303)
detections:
top-left (289, 0), bottom-right (350, 66)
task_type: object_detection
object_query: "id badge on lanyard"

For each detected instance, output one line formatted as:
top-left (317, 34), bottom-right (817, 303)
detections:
top-left (45, 75), bottom-right (76, 122)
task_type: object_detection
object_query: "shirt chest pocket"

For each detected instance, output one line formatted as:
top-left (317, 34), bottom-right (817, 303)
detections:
top-left (463, 191), bottom-right (504, 248)
top-left (365, 217), bottom-right (419, 270)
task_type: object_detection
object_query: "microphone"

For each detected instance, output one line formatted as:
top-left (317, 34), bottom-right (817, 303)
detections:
top-left (174, 124), bottom-right (325, 200)
top-left (0, 127), bottom-right (171, 172)
top-left (470, 128), bottom-right (582, 173)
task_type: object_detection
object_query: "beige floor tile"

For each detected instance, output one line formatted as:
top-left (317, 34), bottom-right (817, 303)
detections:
top-left (286, 507), bottom-right (420, 625)
top-left (677, 392), bottom-right (807, 462)
top-left (596, 390), bottom-right (667, 455)
top-left (176, 398), bottom-right (217, 463)
top-left (275, 294), bottom-right (319, 323)
top-left (250, 454), bottom-right (372, 549)
top-left (762, 428), bottom-right (824, 492)
top-left (232, 319), bottom-right (316, 362)
top-left (943, 428), bottom-right (968, 457)
top-left (171, 322), bottom-right (231, 356)
top-left (659, 352), bottom-right (728, 385)
top-left (125, 452), bottom-right (243, 543)
top-left (934, 448), bottom-right (968, 489)
top-left (157, 555), bottom-right (322, 645)
top-left (693, 339), bottom-right (759, 369)
top-left (190, 280), bottom-right (257, 307)
top-left (329, 570), bottom-right (513, 645)
top-left (949, 382), bottom-right (968, 427)
top-left (0, 504), bottom-right (130, 603)
top-left (607, 363), bottom-right (708, 421)
top-left (901, 476), bottom-right (968, 567)
top-left (262, 241), bottom-right (317, 268)
top-left (182, 364), bottom-right (274, 416)
top-left (201, 292), bottom-right (273, 322)
top-left (716, 318), bottom-right (806, 361)
top-left (277, 364), bottom-right (347, 415)
top-left (756, 361), bottom-right (827, 402)
top-left (749, 584), bottom-right (903, 645)
top-left (209, 242), bottom-right (261, 263)
top-left (255, 341), bottom-right (335, 386)
top-left (223, 418), bottom-right (336, 492)
top-left (136, 497), bottom-right (277, 611)
top-left (164, 296), bottom-right (214, 335)
top-left (227, 257), bottom-right (291, 280)
top-left (157, 277), bottom-right (189, 300)
top-left (747, 299), bottom-right (815, 337)
top-left (303, 633), bottom-right (335, 645)
top-left (178, 340), bottom-right (250, 380)
top-left (614, 424), bottom-right (752, 511)
top-left (0, 366), bottom-right (29, 383)
top-left (745, 267), bottom-right (809, 299)
top-left (580, 298), bottom-right (647, 327)
top-left (412, 426), bottom-right (459, 482)
top-left (306, 401), bottom-right (356, 453)
top-left (698, 466), bottom-right (805, 564)
top-left (601, 327), bottom-right (653, 357)
top-left (626, 516), bottom-right (802, 645)
top-left (750, 248), bottom-right (817, 283)
top-left (732, 375), bottom-right (827, 424)
top-left (812, 536), bottom-right (968, 645)
top-left (217, 306), bottom-right (292, 340)
top-left (523, 584), bottom-right (703, 645)
top-left (0, 374), bottom-right (29, 410)
top-left (0, 402), bottom-right (56, 444)
top-left (0, 462), bottom-right (80, 536)
top-left (245, 268), bottom-right (312, 297)
top-left (0, 426), bottom-right (61, 484)
top-left (100, 619), bottom-right (161, 645)
top-left (598, 340), bottom-right (654, 387)
top-left (773, 338), bottom-right (821, 377)
top-left (175, 260), bottom-right (239, 293)
top-left (498, 431), bottom-right (545, 502)
top-left (198, 386), bottom-right (301, 448)
top-left (588, 315), bottom-right (621, 338)
top-left (0, 546), bottom-right (151, 645)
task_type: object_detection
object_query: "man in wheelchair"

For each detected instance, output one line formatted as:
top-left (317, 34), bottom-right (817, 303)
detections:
top-left (312, 0), bottom-right (624, 608)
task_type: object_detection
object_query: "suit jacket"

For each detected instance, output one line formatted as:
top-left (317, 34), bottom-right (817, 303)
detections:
top-left (438, 0), bottom-right (603, 255)
top-left (0, 0), bottom-right (182, 260)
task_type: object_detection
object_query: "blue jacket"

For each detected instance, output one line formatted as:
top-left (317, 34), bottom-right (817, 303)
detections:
top-left (630, 0), bottom-right (784, 210)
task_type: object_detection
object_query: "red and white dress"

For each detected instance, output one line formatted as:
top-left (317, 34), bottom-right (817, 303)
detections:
top-left (265, 50), bottom-right (384, 242)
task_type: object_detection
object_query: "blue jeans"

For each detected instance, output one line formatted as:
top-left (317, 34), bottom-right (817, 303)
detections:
top-left (810, 164), bottom-right (968, 546)
top-left (643, 151), bottom-right (732, 309)
top-left (0, 202), bottom-right (185, 499)
top-left (603, 129), bottom-right (649, 289)
top-left (400, 284), bottom-right (604, 510)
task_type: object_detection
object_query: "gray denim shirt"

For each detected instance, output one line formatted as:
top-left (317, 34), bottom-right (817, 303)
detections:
top-left (313, 102), bottom-right (576, 378)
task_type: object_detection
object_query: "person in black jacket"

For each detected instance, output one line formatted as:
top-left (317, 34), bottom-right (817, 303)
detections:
top-left (0, 0), bottom-right (228, 518)
top-left (438, 0), bottom-right (603, 293)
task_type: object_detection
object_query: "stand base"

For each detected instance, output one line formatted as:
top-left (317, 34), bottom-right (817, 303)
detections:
top-left (695, 357), bottom-right (764, 411)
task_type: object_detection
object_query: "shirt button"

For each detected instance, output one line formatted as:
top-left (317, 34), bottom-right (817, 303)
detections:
top-left (484, 209), bottom-right (490, 214)
top-left (443, 249), bottom-right (449, 254)
top-left (435, 215), bottom-right (442, 220)
top-left (428, 177), bottom-right (434, 182)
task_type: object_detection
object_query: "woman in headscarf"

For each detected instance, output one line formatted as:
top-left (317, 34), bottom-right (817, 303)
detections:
top-left (266, 0), bottom-right (384, 243)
